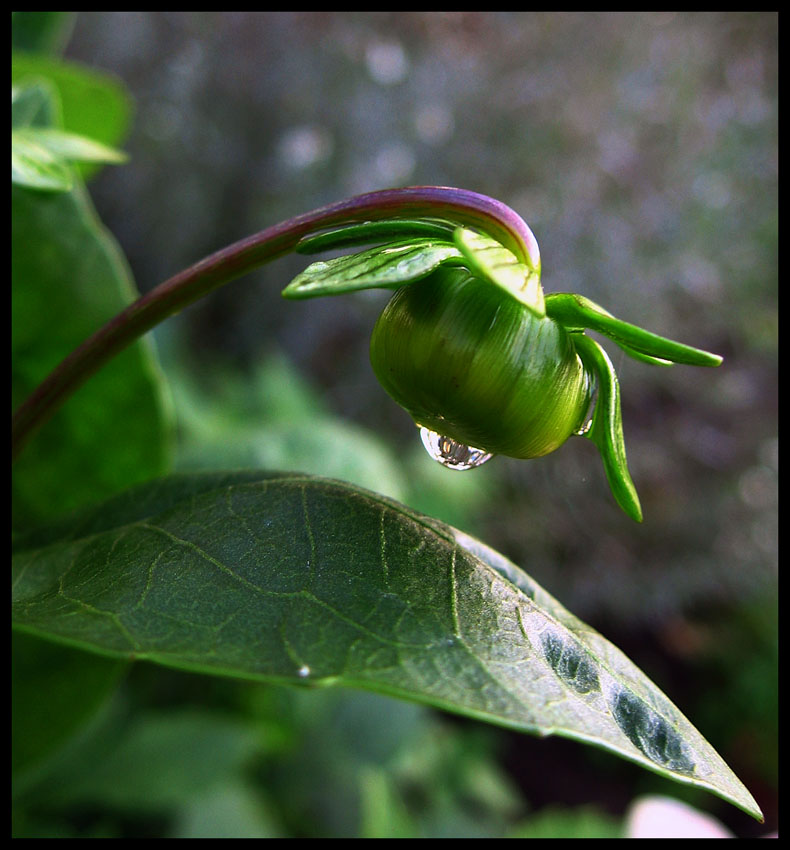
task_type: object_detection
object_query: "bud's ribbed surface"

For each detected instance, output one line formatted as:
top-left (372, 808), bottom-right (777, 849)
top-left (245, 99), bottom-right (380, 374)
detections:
top-left (370, 267), bottom-right (592, 458)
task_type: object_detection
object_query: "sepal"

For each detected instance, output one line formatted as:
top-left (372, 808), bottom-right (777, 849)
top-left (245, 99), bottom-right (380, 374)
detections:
top-left (282, 238), bottom-right (463, 299)
top-left (453, 227), bottom-right (545, 318)
top-left (545, 293), bottom-right (722, 367)
top-left (573, 333), bottom-right (643, 523)
top-left (294, 219), bottom-right (456, 254)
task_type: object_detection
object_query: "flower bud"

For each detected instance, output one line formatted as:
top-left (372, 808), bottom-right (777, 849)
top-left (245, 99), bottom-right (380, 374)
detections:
top-left (370, 266), bottom-right (592, 459)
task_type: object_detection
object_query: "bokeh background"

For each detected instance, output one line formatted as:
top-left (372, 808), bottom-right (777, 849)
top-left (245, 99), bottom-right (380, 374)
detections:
top-left (24, 12), bottom-right (779, 837)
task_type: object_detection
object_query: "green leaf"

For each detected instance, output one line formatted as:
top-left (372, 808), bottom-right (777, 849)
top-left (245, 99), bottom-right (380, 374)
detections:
top-left (453, 226), bottom-right (545, 318)
top-left (545, 293), bottom-right (722, 367)
top-left (11, 83), bottom-right (87, 191)
top-left (572, 334), bottom-right (643, 523)
top-left (12, 51), bottom-right (133, 178)
top-left (168, 354), bottom-right (408, 501)
top-left (282, 239), bottom-right (463, 299)
top-left (11, 131), bottom-right (74, 191)
top-left (12, 127), bottom-right (128, 192)
top-left (15, 127), bottom-right (128, 165)
top-left (12, 472), bottom-right (762, 821)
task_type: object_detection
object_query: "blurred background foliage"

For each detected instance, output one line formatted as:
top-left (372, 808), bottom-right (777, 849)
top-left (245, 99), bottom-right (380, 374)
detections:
top-left (12, 11), bottom-right (776, 838)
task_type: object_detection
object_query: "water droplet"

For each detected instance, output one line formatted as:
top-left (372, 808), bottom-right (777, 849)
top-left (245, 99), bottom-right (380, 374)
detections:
top-left (419, 426), bottom-right (494, 470)
top-left (574, 418), bottom-right (593, 436)
top-left (297, 665), bottom-right (310, 678)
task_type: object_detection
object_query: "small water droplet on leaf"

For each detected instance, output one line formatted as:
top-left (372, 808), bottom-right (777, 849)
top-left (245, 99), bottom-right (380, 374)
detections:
top-left (297, 665), bottom-right (310, 678)
top-left (419, 426), bottom-right (494, 470)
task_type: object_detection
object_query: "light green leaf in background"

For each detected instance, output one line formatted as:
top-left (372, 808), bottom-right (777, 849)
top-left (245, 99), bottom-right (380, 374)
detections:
top-left (11, 130), bottom-right (74, 191)
top-left (12, 51), bottom-right (133, 179)
top-left (12, 126), bottom-right (128, 192)
top-left (161, 348), bottom-right (495, 533)
top-left (12, 472), bottom-right (762, 821)
top-left (15, 126), bottom-right (128, 165)
top-left (165, 352), bottom-right (409, 504)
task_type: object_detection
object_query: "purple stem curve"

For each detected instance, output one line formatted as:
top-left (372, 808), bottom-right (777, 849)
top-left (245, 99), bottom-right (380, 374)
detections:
top-left (12, 186), bottom-right (539, 458)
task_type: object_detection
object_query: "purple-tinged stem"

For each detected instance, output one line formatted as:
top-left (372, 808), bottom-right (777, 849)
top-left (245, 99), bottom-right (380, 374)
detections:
top-left (12, 187), bottom-right (539, 459)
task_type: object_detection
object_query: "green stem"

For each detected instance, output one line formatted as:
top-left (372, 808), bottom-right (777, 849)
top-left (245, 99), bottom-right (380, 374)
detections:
top-left (12, 187), bottom-right (539, 459)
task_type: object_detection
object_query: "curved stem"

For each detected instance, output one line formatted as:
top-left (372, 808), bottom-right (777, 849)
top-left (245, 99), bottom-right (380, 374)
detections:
top-left (12, 186), bottom-right (539, 459)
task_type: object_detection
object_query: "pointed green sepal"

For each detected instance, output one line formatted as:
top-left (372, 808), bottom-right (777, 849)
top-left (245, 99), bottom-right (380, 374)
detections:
top-left (453, 227), bottom-right (545, 318)
top-left (545, 293), bottom-right (722, 368)
top-left (573, 333), bottom-right (643, 523)
top-left (295, 219), bottom-right (457, 254)
top-left (282, 239), bottom-right (463, 299)
top-left (611, 346), bottom-right (674, 367)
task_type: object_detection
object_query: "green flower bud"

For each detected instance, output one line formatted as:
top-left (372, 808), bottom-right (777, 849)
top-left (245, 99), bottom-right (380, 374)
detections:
top-left (370, 266), bottom-right (592, 460)
top-left (281, 194), bottom-right (722, 522)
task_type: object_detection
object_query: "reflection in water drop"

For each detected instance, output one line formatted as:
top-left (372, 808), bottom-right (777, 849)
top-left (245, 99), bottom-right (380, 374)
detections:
top-left (419, 426), bottom-right (494, 470)
top-left (574, 418), bottom-right (593, 436)
top-left (297, 665), bottom-right (310, 678)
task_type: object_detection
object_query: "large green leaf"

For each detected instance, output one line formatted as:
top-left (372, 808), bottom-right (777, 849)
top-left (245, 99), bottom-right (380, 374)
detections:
top-left (11, 472), bottom-right (761, 821)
